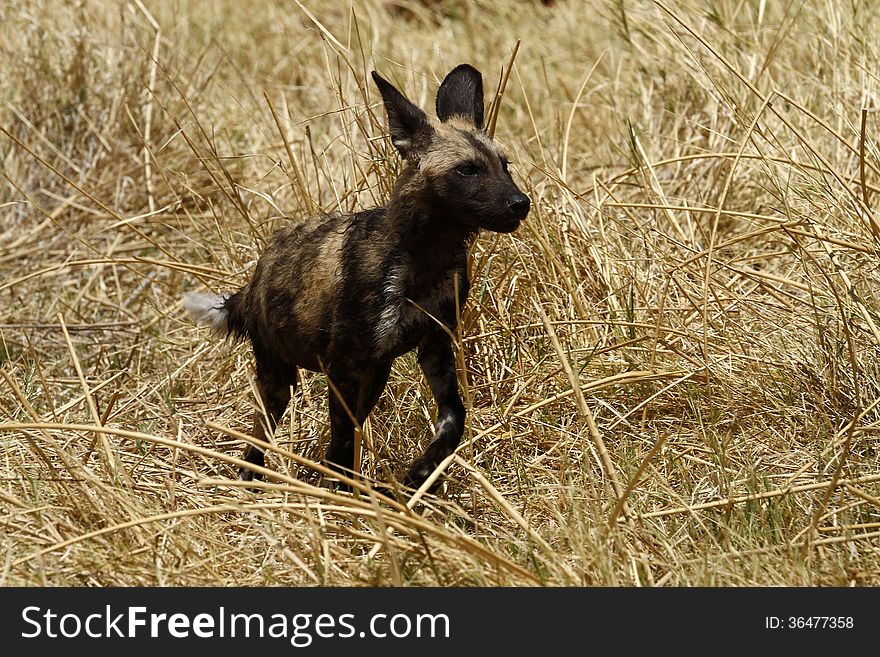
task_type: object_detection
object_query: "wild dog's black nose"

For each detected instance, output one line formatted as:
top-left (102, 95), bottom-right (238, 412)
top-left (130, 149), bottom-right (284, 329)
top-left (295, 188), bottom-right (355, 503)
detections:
top-left (507, 193), bottom-right (530, 217)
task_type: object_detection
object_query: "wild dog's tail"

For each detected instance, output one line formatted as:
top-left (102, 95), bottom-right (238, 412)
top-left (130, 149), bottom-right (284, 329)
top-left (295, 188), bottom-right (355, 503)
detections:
top-left (182, 290), bottom-right (247, 340)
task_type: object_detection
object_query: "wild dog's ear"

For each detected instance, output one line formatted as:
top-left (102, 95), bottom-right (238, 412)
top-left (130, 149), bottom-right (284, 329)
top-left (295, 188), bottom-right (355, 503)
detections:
top-left (372, 71), bottom-right (432, 159)
top-left (436, 64), bottom-right (484, 130)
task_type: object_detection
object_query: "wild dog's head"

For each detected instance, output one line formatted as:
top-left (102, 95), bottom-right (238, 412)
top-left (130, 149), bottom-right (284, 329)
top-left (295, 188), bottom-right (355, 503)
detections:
top-left (372, 64), bottom-right (530, 233)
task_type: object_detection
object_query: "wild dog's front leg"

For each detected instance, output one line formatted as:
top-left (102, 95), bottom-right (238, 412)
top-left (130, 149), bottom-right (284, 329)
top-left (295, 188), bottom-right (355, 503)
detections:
top-left (324, 364), bottom-right (393, 488)
top-left (324, 378), bottom-right (357, 483)
top-left (404, 328), bottom-right (465, 489)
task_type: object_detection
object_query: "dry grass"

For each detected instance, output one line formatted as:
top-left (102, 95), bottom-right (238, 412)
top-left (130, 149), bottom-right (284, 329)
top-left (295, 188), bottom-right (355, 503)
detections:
top-left (3, 0), bottom-right (880, 586)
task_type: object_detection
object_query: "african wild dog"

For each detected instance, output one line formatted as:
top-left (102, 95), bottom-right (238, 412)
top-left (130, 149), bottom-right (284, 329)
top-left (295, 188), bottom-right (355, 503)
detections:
top-left (184, 64), bottom-right (530, 491)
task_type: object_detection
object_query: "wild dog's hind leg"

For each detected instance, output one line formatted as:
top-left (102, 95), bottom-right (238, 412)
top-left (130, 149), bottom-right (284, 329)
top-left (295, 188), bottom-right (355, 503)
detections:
top-left (404, 327), bottom-right (465, 489)
top-left (239, 355), bottom-right (297, 481)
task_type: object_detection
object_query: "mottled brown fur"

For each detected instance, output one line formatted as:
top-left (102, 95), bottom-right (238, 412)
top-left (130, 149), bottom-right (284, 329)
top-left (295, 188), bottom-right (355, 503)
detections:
top-left (186, 64), bottom-right (530, 491)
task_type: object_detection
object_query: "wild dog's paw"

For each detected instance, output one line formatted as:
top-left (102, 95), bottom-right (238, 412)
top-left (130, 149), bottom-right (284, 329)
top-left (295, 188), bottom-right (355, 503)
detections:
top-left (403, 457), bottom-right (444, 492)
top-left (318, 475), bottom-right (352, 494)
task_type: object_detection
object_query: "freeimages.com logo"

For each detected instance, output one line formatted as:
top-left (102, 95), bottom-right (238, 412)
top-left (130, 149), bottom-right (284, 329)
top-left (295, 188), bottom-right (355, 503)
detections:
top-left (20, 605), bottom-right (450, 647)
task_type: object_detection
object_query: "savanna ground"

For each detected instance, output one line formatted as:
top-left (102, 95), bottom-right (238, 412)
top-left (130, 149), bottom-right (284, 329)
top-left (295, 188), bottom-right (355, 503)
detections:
top-left (3, 0), bottom-right (880, 586)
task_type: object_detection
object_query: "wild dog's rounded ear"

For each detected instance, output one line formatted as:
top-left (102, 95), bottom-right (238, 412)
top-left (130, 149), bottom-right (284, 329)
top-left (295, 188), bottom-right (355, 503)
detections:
top-left (372, 71), bottom-right (432, 159)
top-left (436, 64), bottom-right (484, 130)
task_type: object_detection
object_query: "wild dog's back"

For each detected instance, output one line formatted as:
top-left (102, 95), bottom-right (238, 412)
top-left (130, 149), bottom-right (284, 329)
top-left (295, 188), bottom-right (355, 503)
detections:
top-left (223, 208), bottom-right (394, 372)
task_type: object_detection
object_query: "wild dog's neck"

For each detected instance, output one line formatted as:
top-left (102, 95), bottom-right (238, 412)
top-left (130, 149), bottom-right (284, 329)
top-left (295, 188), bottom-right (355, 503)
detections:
top-left (382, 168), bottom-right (473, 285)
top-left (386, 201), bottom-right (472, 292)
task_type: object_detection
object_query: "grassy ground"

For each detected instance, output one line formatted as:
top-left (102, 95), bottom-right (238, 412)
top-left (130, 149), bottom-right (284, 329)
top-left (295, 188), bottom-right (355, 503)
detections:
top-left (3, 0), bottom-right (880, 586)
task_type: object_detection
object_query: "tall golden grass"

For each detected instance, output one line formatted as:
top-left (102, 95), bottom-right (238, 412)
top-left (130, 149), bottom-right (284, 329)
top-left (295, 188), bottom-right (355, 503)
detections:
top-left (2, 0), bottom-right (880, 585)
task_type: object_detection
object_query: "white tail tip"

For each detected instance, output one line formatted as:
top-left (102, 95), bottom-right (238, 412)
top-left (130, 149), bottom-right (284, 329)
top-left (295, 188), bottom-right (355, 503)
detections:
top-left (183, 291), bottom-right (229, 336)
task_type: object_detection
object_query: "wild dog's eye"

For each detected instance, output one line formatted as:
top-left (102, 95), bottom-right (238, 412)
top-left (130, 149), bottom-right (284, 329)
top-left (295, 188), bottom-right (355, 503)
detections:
top-left (455, 163), bottom-right (481, 177)
top-left (501, 158), bottom-right (510, 174)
